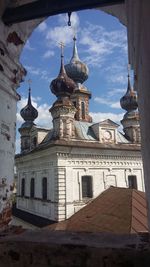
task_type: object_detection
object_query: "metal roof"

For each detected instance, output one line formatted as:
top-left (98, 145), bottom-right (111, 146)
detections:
top-left (74, 121), bottom-right (96, 141)
top-left (74, 120), bottom-right (129, 143)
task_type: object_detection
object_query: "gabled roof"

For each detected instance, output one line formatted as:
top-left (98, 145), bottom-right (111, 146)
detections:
top-left (74, 121), bottom-right (129, 143)
top-left (95, 119), bottom-right (119, 128)
top-left (46, 187), bottom-right (148, 234)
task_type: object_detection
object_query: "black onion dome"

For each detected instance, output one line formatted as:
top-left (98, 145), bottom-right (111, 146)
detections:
top-left (120, 75), bottom-right (138, 112)
top-left (20, 88), bottom-right (38, 122)
top-left (65, 36), bottom-right (89, 84)
top-left (50, 53), bottom-right (76, 97)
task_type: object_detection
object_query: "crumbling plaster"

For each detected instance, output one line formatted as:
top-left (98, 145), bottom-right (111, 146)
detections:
top-left (0, 0), bottom-right (44, 223)
top-left (0, 231), bottom-right (150, 267)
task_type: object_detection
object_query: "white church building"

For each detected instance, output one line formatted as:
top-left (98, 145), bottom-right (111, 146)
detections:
top-left (15, 37), bottom-right (144, 223)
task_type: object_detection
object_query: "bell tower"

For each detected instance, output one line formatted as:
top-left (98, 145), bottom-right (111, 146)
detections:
top-left (19, 85), bottom-right (38, 153)
top-left (50, 43), bottom-right (76, 139)
top-left (120, 69), bottom-right (141, 143)
top-left (65, 36), bottom-right (92, 123)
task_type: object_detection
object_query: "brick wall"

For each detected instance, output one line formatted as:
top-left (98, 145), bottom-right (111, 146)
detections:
top-left (0, 231), bottom-right (149, 267)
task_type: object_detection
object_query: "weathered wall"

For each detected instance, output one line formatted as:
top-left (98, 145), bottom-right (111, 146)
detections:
top-left (0, 231), bottom-right (150, 267)
top-left (0, 1), bottom-right (43, 226)
top-left (100, 0), bottom-right (150, 231)
top-left (125, 0), bottom-right (150, 229)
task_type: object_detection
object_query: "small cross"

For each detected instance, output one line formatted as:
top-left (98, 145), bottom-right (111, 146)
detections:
top-left (73, 28), bottom-right (77, 41)
top-left (127, 64), bottom-right (131, 77)
top-left (28, 79), bottom-right (32, 92)
top-left (59, 42), bottom-right (65, 56)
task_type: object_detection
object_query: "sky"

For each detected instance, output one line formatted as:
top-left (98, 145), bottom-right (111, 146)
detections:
top-left (16, 9), bottom-right (130, 153)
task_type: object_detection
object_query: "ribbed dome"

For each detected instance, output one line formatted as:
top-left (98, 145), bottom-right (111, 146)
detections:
top-left (65, 36), bottom-right (89, 84)
top-left (120, 75), bottom-right (138, 112)
top-left (50, 52), bottom-right (76, 97)
top-left (20, 88), bottom-right (38, 122)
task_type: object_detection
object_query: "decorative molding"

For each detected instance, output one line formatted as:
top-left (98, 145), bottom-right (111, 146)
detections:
top-left (67, 159), bottom-right (142, 167)
top-left (54, 167), bottom-right (66, 220)
top-left (56, 151), bottom-right (141, 160)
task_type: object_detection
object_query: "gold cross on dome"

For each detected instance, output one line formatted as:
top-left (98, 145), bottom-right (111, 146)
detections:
top-left (59, 41), bottom-right (65, 56)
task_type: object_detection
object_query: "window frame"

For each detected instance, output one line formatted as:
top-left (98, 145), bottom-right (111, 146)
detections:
top-left (128, 175), bottom-right (137, 189)
top-left (81, 101), bottom-right (85, 120)
top-left (42, 177), bottom-right (47, 200)
top-left (81, 175), bottom-right (93, 198)
top-left (30, 177), bottom-right (35, 198)
top-left (21, 178), bottom-right (25, 197)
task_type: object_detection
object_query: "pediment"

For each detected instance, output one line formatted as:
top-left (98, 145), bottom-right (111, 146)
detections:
top-left (99, 119), bottom-right (119, 128)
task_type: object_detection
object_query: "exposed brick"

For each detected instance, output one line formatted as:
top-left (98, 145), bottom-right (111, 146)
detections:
top-left (0, 231), bottom-right (149, 267)
top-left (7, 31), bottom-right (24, 46)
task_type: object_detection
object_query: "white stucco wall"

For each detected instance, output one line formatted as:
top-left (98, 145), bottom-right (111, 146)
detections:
top-left (16, 144), bottom-right (144, 222)
top-left (57, 146), bottom-right (144, 219)
top-left (16, 148), bottom-right (57, 220)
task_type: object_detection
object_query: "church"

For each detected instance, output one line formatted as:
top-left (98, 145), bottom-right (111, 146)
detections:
top-left (15, 37), bottom-right (144, 223)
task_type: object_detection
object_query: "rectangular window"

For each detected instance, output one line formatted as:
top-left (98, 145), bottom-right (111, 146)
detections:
top-left (81, 102), bottom-right (85, 120)
top-left (128, 175), bottom-right (137, 189)
top-left (82, 176), bottom-right (93, 198)
top-left (73, 101), bottom-right (76, 108)
top-left (21, 178), bottom-right (25, 197)
top-left (42, 177), bottom-right (47, 200)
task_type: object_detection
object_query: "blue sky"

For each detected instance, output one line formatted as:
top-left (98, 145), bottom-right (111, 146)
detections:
top-left (16, 9), bottom-right (129, 152)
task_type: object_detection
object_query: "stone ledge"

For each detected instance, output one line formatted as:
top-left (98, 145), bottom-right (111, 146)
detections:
top-left (0, 231), bottom-right (150, 267)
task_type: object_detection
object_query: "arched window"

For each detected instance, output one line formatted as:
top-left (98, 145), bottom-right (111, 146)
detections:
top-left (81, 102), bottom-right (85, 120)
top-left (42, 177), bottom-right (47, 200)
top-left (21, 178), bottom-right (25, 197)
top-left (82, 176), bottom-right (93, 198)
top-left (128, 175), bottom-right (137, 189)
top-left (30, 178), bottom-right (35, 198)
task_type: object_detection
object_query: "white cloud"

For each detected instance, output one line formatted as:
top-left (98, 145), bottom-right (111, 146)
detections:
top-left (25, 65), bottom-right (50, 81)
top-left (94, 97), bottom-right (121, 109)
top-left (46, 26), bottom-right (74, 47)
top-left (104, 62), bottom-right (128, 86)
top-left (79, 22), bottom-right (127, 67)
top-left (24, 40), bottom-right (35, 51)
top-left (109, 73), bottom-right (127, 85)
top-left (45, 13), bottom-right (80, 47)
top-left (111, 102), bottom-right (121, 109)
top-left (107, 88), bottom-right (125, 97)
top-left (43, 50), bottom-right (55, 59)
top-left (90, 112), bottom-right (124, 124)
top-left (58, 13), bottom-right (80, 29)
top-left (37, 21), bottom-right (47, 32)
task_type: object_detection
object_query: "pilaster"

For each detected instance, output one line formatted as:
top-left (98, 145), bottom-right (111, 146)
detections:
top-left (54, 167), bottom-right (66, 221)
